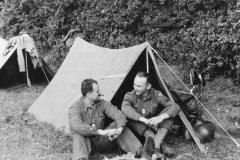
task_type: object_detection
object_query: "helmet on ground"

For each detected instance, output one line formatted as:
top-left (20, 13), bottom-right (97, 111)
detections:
top-left (191, 118), bottom-right (205, 129)
top-left (194, 123), bottom-right (215, 143)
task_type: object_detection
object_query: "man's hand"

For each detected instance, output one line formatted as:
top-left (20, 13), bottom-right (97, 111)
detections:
top-left (107, 129), bottom-right (117, 140)
top-left (138, 117), bottom-right (150, 125)
top-left (97, 129), bottom-right (111, 136)
top-left (115, 127), bottom-right (124, 135)
top-left (149, 116), bottom-right (164, 126)
top-left (98, 128), bottom-right (123, 141)
top-left (104, 127), bottom-right (124, 141)
top-left (108, 127), bottom-right (124, 141)
top-left (149, 113), bottom-right (170, 126)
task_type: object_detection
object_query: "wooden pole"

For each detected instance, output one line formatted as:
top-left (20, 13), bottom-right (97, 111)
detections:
top-left (25, 50), bottom-right (31, 87)
top-left (146, 49), bottom-right (149, 73)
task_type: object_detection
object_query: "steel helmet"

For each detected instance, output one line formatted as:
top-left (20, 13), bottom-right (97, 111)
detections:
top-left (191, 118), bottom-right (205, 129)
top-left (194, 123), bottom-right (215, 143)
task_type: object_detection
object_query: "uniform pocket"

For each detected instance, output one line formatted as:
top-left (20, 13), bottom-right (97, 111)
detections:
top-left (151, 103), bottom-right (160, 116)
top-left (94, 115), bottom-right (105, 129)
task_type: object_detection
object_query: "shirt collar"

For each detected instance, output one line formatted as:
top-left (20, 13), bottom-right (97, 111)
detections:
top-left (80, 97), bottom-right (95, 113)
top-left (135, 88), bottom-right (152, 100)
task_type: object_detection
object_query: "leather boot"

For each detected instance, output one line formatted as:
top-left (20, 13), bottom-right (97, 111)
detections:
top-left (153, 148), bottom-right (165, 160)
top-left (135, 136), bottom-right (155, 159)
top-left (160, 142), bottom-right (176, 157)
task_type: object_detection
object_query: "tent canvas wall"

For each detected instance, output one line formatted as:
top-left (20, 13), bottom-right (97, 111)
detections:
top-left (0, 35), bottom-right (54, 89)
top-left (28, 37), bottom-right (206, 153)
top-left (0, 37), bottom-right (8, 55)
top-left (28, 37), bottom-right (161, 133)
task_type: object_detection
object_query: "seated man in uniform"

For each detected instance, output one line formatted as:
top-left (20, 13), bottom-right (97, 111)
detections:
top-left (122, 72), bottom-right (181, 158)
top-left (68, 78), bottom-right (157, 160)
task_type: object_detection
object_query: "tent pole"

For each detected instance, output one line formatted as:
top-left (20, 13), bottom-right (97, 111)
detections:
top-left (29, 35), bottom-right (50, 84)
top-left (25, 50), bottom-right (31, 87)
top-left (36, 56), bottom-right (50, 83)
top-left (146, 48), bottom-right (149, 73)
top-left (147, 47), bottom-right (207, 154)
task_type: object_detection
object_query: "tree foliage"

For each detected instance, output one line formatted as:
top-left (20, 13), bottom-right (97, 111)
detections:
top-left (0, 0), bottom-right (240, 83)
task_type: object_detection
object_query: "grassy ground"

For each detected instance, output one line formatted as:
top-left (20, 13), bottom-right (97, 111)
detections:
top-left (1, 63), bottom-right (240, 160)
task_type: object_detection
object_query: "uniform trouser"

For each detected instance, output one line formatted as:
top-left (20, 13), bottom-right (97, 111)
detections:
top-left (127, 118), bottom-right (172, 149)
top-left (128, 109), bottom-right (173, 136)
top-left (72, 122), bottom-right (142, 160)
top-left (128, 117), bottom-right (172, 136)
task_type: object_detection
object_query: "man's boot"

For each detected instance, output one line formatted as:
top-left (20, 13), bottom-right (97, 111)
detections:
top-left (135, 136), bottom-right (155, 160)
top-left (160, 142), bottom-right (176, 157)
top-left (153, 148), bottom-right (165, 160)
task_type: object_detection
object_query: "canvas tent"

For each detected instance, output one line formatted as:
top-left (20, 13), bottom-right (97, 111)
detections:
top-left (0, 37), bottom-right (8, 55)
top-left (0, 34), bottom-right (54, 89)
top-left (28, 37), bottom-right (206, 153)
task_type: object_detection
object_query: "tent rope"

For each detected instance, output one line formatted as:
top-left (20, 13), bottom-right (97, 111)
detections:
top-left (150, 46), bottom-right (240, 147)
top-left (37, 56), bottom-right (50, 83)
top-left (28, 35), bottom-right (50, 84)
top-left (169, 88), bottom-right (193, 95)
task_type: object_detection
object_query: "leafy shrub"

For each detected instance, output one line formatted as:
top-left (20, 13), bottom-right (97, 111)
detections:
top-left (0, 0), bottom-right (240, 84)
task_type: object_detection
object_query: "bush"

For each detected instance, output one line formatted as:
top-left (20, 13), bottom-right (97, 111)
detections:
top-left (0, 0), bottom-right (239, 83)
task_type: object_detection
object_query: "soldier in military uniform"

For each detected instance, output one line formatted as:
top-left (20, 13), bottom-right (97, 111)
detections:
top-left (122, 72), bottom-right (181, 158)
top-left (68, 78), bottom-right (157, 160)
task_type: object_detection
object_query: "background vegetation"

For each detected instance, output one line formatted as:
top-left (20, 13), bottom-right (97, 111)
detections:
top-left (0, 0), bottom-right (240, 84)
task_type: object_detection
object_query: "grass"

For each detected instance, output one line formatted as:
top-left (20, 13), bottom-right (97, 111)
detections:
top-left (0, 86), bottom-right (72, 160)
top-left (1, 64), bottom-right (240, 160)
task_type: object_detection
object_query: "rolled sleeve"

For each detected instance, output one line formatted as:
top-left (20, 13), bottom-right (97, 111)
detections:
top-left (68, 103), bottom-right (99, 136)
top-left (102, 100), bottom-right (127, 128)
top-left (157, 94), bottom-right (181, 118)
top-left (121, 93), bottom-right (142, 121)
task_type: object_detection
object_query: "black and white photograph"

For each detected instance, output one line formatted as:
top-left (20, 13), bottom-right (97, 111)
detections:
top-left (0, 0), bottom-right (240, 160)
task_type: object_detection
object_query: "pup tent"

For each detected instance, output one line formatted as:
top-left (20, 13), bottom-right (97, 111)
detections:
top-left (0, 37), bottom-right (8, 55)
top-left (0, 34), bottom-right (54, 89)
top-left (28, 37), bottom-right (207, 153)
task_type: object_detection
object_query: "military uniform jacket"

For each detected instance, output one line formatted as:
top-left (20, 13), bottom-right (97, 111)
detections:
top-left (68, 97), bottom-right (127, 136)
top-left (121, 88), bottom-right (181, 121)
